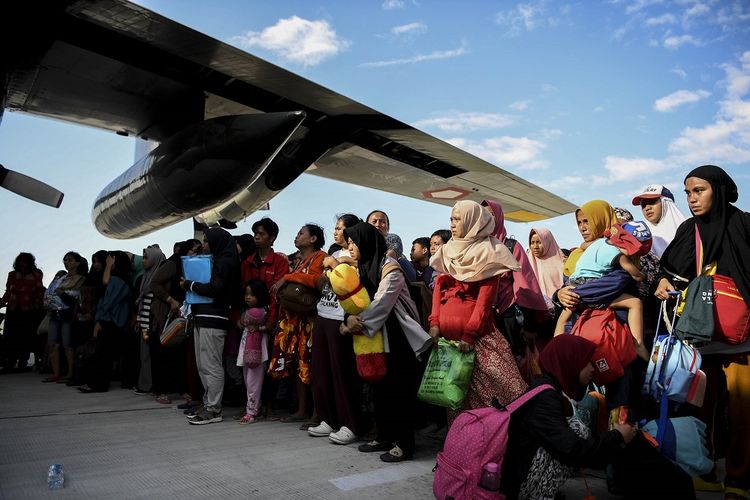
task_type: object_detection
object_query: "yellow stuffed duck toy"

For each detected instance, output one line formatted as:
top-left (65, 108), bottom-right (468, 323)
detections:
top-left (327, 263), bottom-right (386, 382)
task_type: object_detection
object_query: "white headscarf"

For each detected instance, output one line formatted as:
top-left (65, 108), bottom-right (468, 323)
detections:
top-left (645, 194), bottom-right (687, 258)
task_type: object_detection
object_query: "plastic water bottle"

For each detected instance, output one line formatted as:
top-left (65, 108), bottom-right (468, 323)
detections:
top-left (479, 462), bottom-right (500, 491)
top-left (47, 464), bottom-right (64, 490)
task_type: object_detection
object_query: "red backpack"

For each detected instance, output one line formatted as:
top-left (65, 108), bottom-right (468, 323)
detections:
top-left (570, 308), bottom-right (636, 385)
top-left (433, 384), bottom-right (553, 500)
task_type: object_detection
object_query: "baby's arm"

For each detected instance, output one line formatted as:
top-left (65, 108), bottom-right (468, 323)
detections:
top-left (618, 253), bottom-right (645, 282)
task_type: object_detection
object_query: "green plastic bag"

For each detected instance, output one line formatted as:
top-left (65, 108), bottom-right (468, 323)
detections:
top-left (417, 338), bottom-right (475, 410)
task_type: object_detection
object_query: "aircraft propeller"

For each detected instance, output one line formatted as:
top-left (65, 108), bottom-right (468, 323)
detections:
top-left (0, 164), bottom-right (64, 208)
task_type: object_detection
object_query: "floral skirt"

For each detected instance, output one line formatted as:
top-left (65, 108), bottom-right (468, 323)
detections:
top-left (449, 330), bottom-right (527, 424)
top-left (268, 314), bottom-right (313, 384)
top-left (518, 417), bottom-right (590, 499)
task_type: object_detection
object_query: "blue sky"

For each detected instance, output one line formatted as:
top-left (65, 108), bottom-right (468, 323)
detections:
top-left (1, 0), bottom-right (748, 284)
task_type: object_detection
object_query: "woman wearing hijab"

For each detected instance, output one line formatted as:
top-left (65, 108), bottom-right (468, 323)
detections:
top-left (481, 200), bottom-right (549, 356)
top-left (149, 241), bottom-right (190, 405)
top-left (501, 335), bottom-right (694, 499)
top-left (430, 200), bottom-right (527, 415)
top-left (181, 227), bottom-right (242, 425)
top-left (134, 245), bottom-right (166, 394)
top-left (632, 185), bottom-right (687, 259)
top-left (341, 222), bottom-right (432, 463)
top-left (556, 200), bottom-right (619, 310)
top-left (655, 165), bottom-right (750, 499)
top-left (527, 227), bottom-right (566, 309)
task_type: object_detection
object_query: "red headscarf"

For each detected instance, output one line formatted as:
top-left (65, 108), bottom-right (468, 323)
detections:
top-left (482, 199), bottom-right (548, 312)
top-left (540, 335), bottom-right (597, 399)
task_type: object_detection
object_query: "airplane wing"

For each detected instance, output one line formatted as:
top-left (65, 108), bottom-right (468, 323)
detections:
top-left (1, 0), bottom-right (575, 238)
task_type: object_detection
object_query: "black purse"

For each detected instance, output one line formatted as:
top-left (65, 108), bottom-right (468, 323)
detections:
top-left (277, 282), bottom-right (318, 315)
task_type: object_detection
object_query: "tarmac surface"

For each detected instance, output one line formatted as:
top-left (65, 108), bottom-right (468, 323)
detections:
top-left (0, 370), bottom-right (724, 499)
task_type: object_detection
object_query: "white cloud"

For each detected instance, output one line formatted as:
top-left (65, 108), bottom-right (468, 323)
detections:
top-left (594, 106), bottom-right (605, 112)
top-left (663, 34), bottom-right (701, 50)
top-left (414, 112), bottom-right (516, 133)
top-left (654, 89), bottom-right (711, 112)
top-left (667, 51), bottom-right (750, 165)
top-left (541, 83), bottom-right (558, 94)
top-left (684, 3), bottom-right (710, 18)
top-left (595, 156), bottom-right (670, 185)
top-left (625, 0), bottom-right (664, 15)
top-left (645, 13), bottom-right (676, 25)
top-left (671, 67), bottom-right (688, 79)
top-left (232, 16), bottom-right (349, 67)
top-left (446, 136), bottom-right (548, 170)
top-left (360, 44), bottom-right (467, 67)
top-left (538, 176), bottom-right (586, 192)
top-left (495, 2), bottom-right (557, 36)
top-left (509, 100), bottom-right (530, 110)
top-left (391, 21), bottom-right (427, 35)
top-left (537, 128), bottom-right (563, 140)
top-left (382, 0), bottom-right (404, 9)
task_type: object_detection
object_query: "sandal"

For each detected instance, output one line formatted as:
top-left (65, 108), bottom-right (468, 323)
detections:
top-left (725, 486), bottom-right (750, 499)
top-left (238, 414), bottom-right (257, 425)
top-left (380, 445), bottom-right (413, 463)
top-left (155, 394), bottom-right (172, 404)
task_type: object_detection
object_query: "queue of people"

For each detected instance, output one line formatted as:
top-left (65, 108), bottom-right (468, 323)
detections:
top-left (1, 164), bottom-right (748, 499)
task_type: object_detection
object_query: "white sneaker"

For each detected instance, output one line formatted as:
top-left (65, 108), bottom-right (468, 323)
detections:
top-left (307, 421), bottom-right (334, 437)
top-left (329, 426), bottom-right (357, 445)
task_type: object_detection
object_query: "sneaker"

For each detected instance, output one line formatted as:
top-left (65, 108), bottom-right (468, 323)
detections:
top-left (185, 405), bottom-right (205, 418)
top-left (329, 426), bottom-right (357, 445)
top-left (188, 410), bottom-right (223, 425)
top-left (307, 421), bottom-right (334, 437)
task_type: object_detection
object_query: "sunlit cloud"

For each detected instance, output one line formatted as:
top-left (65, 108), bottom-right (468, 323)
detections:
top-left (360, 43), bottom-right (467, 67)
top-left (447, 136), bottom-right (549, 170)
top-left (414, 112), bottom-right (516, 132)
top-left (391, 21), bottom-right (427, 36)
top-left (671, 67), bottom-right (688, 79)
top-left (232, 16), bottom-right (350, 67)
top-left (645, 13), bottom-right (676, 25)
top-left (509, 100), bottom-right (530, 110)
top-left (382, 0), bottom-right (404, 10)
top-left (663, 34), bottom-right (702, 50)
top-left (654, 89), bottom-right (711, 112)
top-left (495, 1), bottom-right (561, 36)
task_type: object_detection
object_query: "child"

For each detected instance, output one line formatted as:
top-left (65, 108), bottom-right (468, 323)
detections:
top-left (236, 279), bottom-right (270, 424)
top-left (554, 222), bottom-right (652, 361)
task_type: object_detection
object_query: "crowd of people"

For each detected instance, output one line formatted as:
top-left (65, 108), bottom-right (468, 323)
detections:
top-left (1, 164), bottom-right (748, 499)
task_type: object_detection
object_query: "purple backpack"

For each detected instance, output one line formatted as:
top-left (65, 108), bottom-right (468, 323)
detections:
top-left (433, 384), bottom-right (553, 500)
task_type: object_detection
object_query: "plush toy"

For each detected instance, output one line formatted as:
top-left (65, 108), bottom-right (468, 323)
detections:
top-left (327, 264), bottom-right (386, 382)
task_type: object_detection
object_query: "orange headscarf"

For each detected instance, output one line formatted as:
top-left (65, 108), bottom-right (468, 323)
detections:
top-left (430, 200), bottom-right (520, 282)
top-left (563, 200), bottom-right (617, 277)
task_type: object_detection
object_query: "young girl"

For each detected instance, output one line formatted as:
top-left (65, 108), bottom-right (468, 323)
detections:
top-left (236, 280), bottom-right (270, 424)
top-left (554, 222), bottom-right (652, 361)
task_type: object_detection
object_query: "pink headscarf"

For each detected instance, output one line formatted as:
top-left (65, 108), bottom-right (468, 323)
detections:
top-left (482, 200), bottom-right (549, 312)
top-left (526, 227), bottom-right (565, 300)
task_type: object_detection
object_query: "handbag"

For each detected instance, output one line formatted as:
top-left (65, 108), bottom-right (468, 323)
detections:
top-left (160, 314), bottom-right (187, 347)
top-left (675, 225), bottom-right (750, 344)
top-left (712, 274), bottom-right (750, 344)
top-left (277, 254), bottom-right (321, 315)
top-left (644, 299), bottom-right (706, 407)
top-left (243, 330), bottom-right (263, 368)
top-left (570, 308), bottom-right (636, 386)
top-left (417, 338), bottom-right (475, 410)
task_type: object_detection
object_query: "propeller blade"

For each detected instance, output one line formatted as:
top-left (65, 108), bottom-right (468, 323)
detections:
top-left (0, 165), bottom-right (64, 208)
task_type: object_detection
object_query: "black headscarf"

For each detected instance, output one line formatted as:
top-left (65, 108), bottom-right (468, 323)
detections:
top-left (205, 227), bottom-right (243, 307)
top-left (235, 234), bottom-right (256, 262)
top-left (661, 165), bottom-right (750, 303)
top-left (344, 222), bottom-right (388, 299)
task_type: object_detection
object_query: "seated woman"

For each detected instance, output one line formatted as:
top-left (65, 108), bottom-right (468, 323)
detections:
top-left (340, 222), bottom-right (432, 463)
top-left (429, 200), bottom-right (527, 415)
top-left (502, 334), bottom-right (695, 500)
